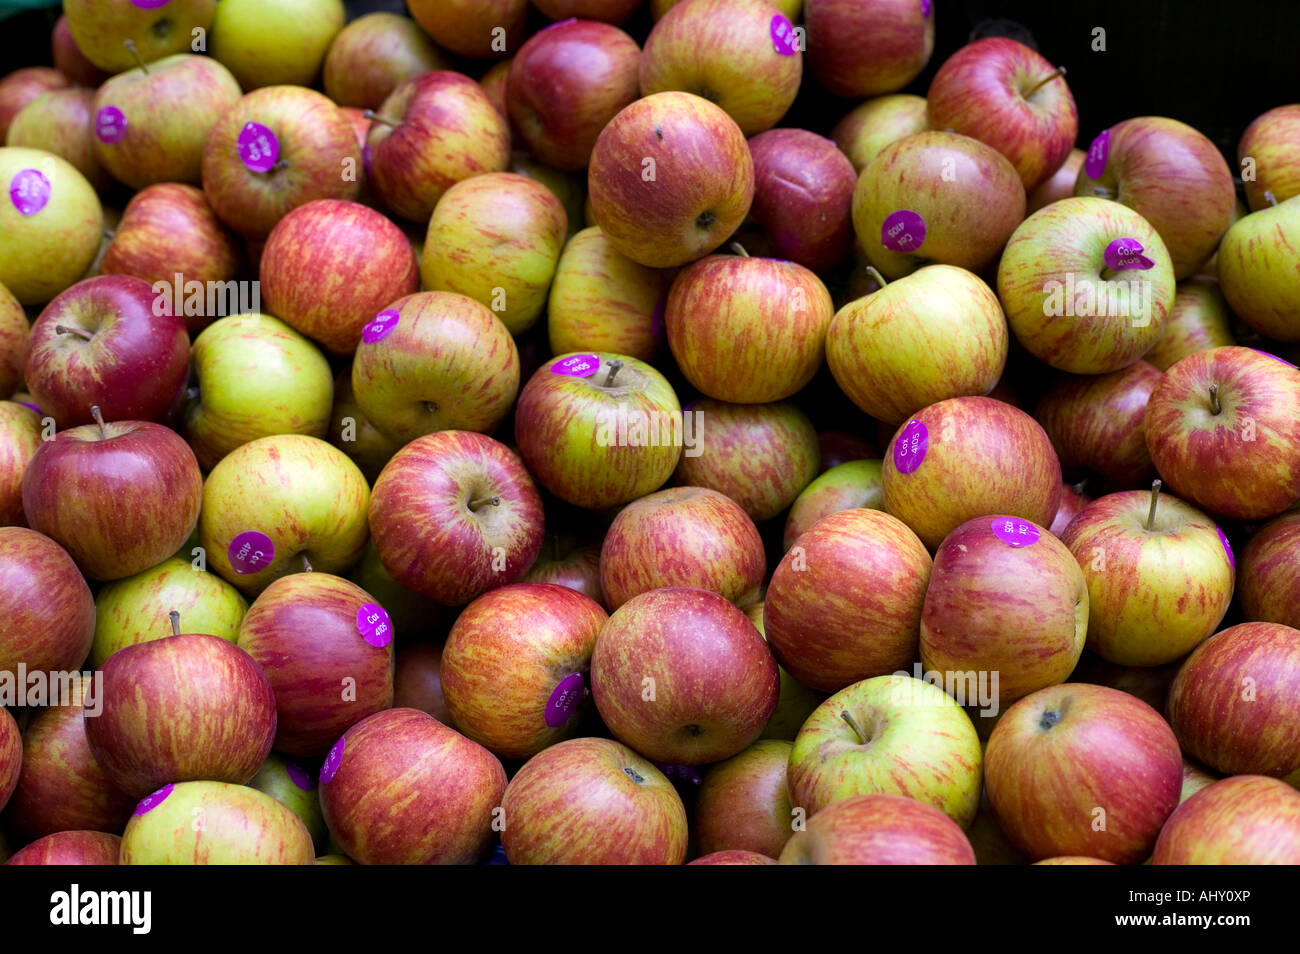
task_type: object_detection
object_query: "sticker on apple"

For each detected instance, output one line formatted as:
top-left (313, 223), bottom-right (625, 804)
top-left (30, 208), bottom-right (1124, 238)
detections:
top-left (362, 143), bottom-right (373, 179)
top-left (991, 517), bottom-right (1040, 547)
top-left (881, 209), bottom-right (926, 253)
top-left (94, 106), bottom-right (128, 145)
top-left (320, 737), bottom-right (345, 785)
top-left (1085, 129), bottom-right (1111, 179)
top-left (892, 420), bottom-right (928, 475)
top-left (134, 783), bottom-right (174, 815)
top-left (771, 14), bottom-right (799, 56)
top-left (285, 762), bottom-right (316, 792)
top-left (228, 531), bottom-right (274, 574)
top-left (921, 0), bottom-right (933, 17)
top-left (551, 354), bottom-right (599, 377)
top-left (1104, 238), bottom-right (1155, 271)
top-left (130, 0), bottom-right (172, 8)
top-left (9, 169), bottom-right (50, 217)
top-left (237, 122), bottom-right (280, 174)
top-left (1216, 525), bottom-right (1235, 571)
top-left (544, 672), bottom-right (585, 728)
top-left (356, 603), bottom-right (393, 648)
top-left (361, 309), bottom-right (399, 343)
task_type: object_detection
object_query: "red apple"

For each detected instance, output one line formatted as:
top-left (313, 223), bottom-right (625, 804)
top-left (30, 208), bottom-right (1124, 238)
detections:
top-left (805, 0), bottom-right (935, 98)
top-left (1238, 104), bottom-right (1300, 212)
top-left (51, 16), bottom-right (110, 87)
top-left (695, 739), bottom-right (794, 859)
top-left (520, 537), bottom-right (605, 606)
top-left (1026, 148), bottom-right (1085, 214)
top-left (393, 642), bottom-right (451, 724)
top-left (1240, 509), bottom-right (1300, 629)
top-left (5, 831), bottom-right (121, 866)
top-left (0, 703), bottom-right (18, 813)
top-left (1049, 482), bottom-right (1090, 536)
top-left (1145, 277), bottom-right (1235, 372)
top-left (0, 67), bottom-right (68, 141)
top-left (322, 12), bottom-right (450, 110)
top-left (406, 0), bottom-right (528, 59)
top-left (779, 794), bottom-right (976, 865)
top-left (1152, 775), bottom-right (1300, 865)
top-left (0, 402), bottom-right (41, 527)
top-left (0, 527), bottom-right (95, 678)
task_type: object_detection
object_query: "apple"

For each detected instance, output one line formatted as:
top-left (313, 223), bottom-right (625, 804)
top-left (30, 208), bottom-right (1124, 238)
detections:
top-left (120, 780), bottom-right (314, 865)
top-left (0, 703), bottom-right (18, 813)
top-left (782, 459), bottom-right (883, 551)
top-left (780, 794), bottom-right (976, 865)
top-left (588, 91), bottom-right (755, 268)
top-left (827, 264), bottom-right (1008, 425)
top-left (805, 0), bottom-right (934, 98)
top-left (322, 12), bottom-right (448, 109)
top-left (1167, 622), bottom-right (1300, 783)
top-left (327, 368), bottom-right (401, 484)
top-left (1240, 509), bottom-right (1300, 628)
top-left (591, 586), bottom-right (779, 764)
top-left (1049, 482), bottom-right (1090, 537)
top-left (1152, 774), bottom-right (1300, 864)
top-left (64, 0), bottom-right (217, 73)
top-left (1026, 148), bottom-right (1085, 214)
top-left (853, 131), bottom-right (1026, 281)
top-left (508, 152), bottom-right (587, 239)
top-left (1216, 195), bottom-right (1300, 342)
top-left (0, 147), bottom-right (103, 305)
top-left (1145, 277), bottom-right (1235, 372)
top-left (5, 831), bottom-right (121, 866)
top-left (818, 431), bottom-right (877, 471)
top-left (520, 537), bottom-right (604, 606)
top-left (742, 602), bottom-right (823, 742)
top-left (210, 0), bottom-right (345, 90)
top-left (547, 226), bottom-right (670, 362)
top-left (479, 59), bottom-right (512, 118)
top-left (201, 86), bottom-right (361, 240)
top-left (927, 38), bottom-right (1078, 192)
top-left (695, 739), bottom-right (793, 858)
top-left (393, 641), bottom-right (451, 724)
top-left (247, 753), bottom-right (326, 850)
top-left (406, 0), bottom-right (528, 59)
top-left (507, 19), bottom-right (641, 171)
top-left (369, 430), bottom-right (545, 605)
top-left (0, 402), bottom-right (41, 526)
top-left (1238, 104), bottom-right (1300, 211)
top-left (689, 850), bottom-right (776, 864)
top-left (319, 707), bottom-right (507, 864)
top-left (1181, 759), bottom-right (1220, 803)
top-left (92, 556), bottom-right (248, 668)
top-left (365, 71), bottom-right (510, 224)
top-left (1032, 856), bottom-right (1113, 866)
top-left (348, 537), bottom-right (447, 640)
top-left (984, 683), bottom-right (1182, 863)
top-left (997, 197), bottom-right (1176, 374)
top-left (7, 88), bottom-right (109, 193)
top-left (91, 54), bottom-right (243, 191)
top-left (0, 68), bottom-right (68, 141)
top-left (51, 16), bottom-right (110, 88)
top-left (831, 94), bottom-right (928, 173)
top-left (674, 398), bottom-right (819, 523)
top-left (654, 0), bottom-right (803, 16)
top-left (350, 291), bottom-right (519, 446)
top-left (0, 282), bottom-right (27, 398)
top-left (1144, 346), bottom-right (1300, 520)
top-left (0, 527), bottom-right (95, 678)
top-left (535, 0), bottom-right (643, 22)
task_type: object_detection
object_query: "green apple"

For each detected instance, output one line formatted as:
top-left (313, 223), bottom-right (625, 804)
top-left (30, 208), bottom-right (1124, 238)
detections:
top-left (782, 459), bottom-right (884, 552)
top-left (64, 0), bottom-right (217, 73)
top-left (210, 0), bottom-right (346, 90)
top-left (247, 752), bottom-right (327, 850)
top-left (0, 281), bottom-right (27, 398)
top-left (831, 94), bottom-right (929, 173)
top-left (327, 367), bottom-right (401, 485)
top-left (1217, 195), bottom-right (1300, 342)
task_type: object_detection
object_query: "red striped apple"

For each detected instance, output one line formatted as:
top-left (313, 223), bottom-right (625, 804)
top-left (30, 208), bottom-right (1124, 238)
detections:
top-left (5, 831), bottom-right (121, 866)
top-left (1152, 775), bottom-right (1300, 865)
top-left (779, 794), bottom-right (976, 865)
top-left (1145, 277), bottom-right (1234, 372)
top-left (782, 459), bottom-right (883, 551)
top-left (520, 533), bottom-right (605, 606)
top-left (322, 12), bottom-right (450, 110)
top-left (0, 402), bottom-right (41, 526)
top-left (831, 94), bottom-right (928, 173)
top-left (0, 282), bottom-right (27, 399)
top-left (695, 739), bottom-right (794, 859)
top-left (0, 527), bottom-right (94, 678)
top-left (1240, 509), bottom-right (1300, 628)
top-left (1027, 148), bottom-right (1085, 214)
top-left (7, 88), bottom-right (108, 193)
top-left (1238, 104), bottom-right (1300, 211)
top-left (805, 0), bottom-right (934, 98)
top-left (0, 704), bottom-right (17, 813)
top-left (0, 67), bottom-right (68, 141)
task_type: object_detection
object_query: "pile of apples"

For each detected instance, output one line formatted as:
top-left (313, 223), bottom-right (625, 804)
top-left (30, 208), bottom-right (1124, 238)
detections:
top-left (1, 0), bottom-right (1298, 867)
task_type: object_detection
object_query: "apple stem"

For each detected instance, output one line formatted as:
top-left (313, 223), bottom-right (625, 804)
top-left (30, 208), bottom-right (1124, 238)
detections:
top-left (604, 360), bottom-right (624, 388)
top-left (123, 39), bottom-right (148, 74)
top-left (102, 229), bottom-right (116, 241)
top-left (270, 159), bottom-right (290, 173)
top-left (168, 610), bottom-right (180, 637)
top-left (362, 110), bottom-right (398, 129)
top-left (1023, 66), bottom-right (1066, 99)
top-left (55, 324), bottom-right (94, 342)
top-left (1208, 383), bottom-right (1222, 416)
top-left (729, 242), bottom-right (750, 258)
top-left (864, 265), bottom-right (888, 289)
top-left (1146, 479), bottom-right (1162, 531)
top-left (622, 766), bottom-right (645, 785)
top-left (1265, 191), bottom-right (1278, 207)
top-left (90, 405), bottom-right (107, 440)
top-left (301, 552), bottom-right (313, 573)
top-left (1039, 709), bottom-right (1062, 731)
top-left (468, 495), bottom-right (501, 511)
top-left (1072, 477), bottom-right (1088, 495)
top-left (840, 709), bottom-right (871, 745)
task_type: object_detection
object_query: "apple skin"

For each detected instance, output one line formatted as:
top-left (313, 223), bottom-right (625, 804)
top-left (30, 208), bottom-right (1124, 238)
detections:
top-left (600, 486), bottom-right (765, 609)
top-left (262, 199), bottom-right (419, 355)
top-left (366, 71), bottom-right (511, 224)
top-left (0, 703), bottom-right (18, 813)
top-left (588, 91), bottom-right (755, 269)
top-left (928, 38), bottom-right (1079, 192)
top-left (1167, 622), bottom-right (1300, 783)
top-left (666, 253), bottom-right (834, 404)
top-left (805, 0), bottom-right (934, 98)
top-left (1216, 196), bottom-right (1300, 342)
top-left (548, 226), bottom-right (670, 362)
top-left (0, 147), bottom-right (103, 306)
top-left (0, 402), bottom-right (41, 526)
top-left (1238, 104), bottom-right (1300, 211)
top-left (420, 172), bottom-right (568, 336)
top-left (86, 634), bottom-right (277, 798)
top-left (199, 434), bottom-right (371, 597)
top-left (64, 0), bottom-right (216, 73)
top-left (369, 430), bottom-right (545, 606)
top-left (1076, 117), bottom-right (1237, 280)
top-left (521, 539), bottom-right (605, 606)
top-left (535, 0), bottom-right (643, 21)
top-left (921, 516), bottom-right (1088, 706)
top-left (695, 739), bottom-right (793, 858)
top-left (52, 15), bottom-right (110, 87)
top-left (91, 54), bottom-right (243, 191)
top-left (184, 314), bottom-right (335, 471)
top-left (997, 197), bottom-right (1176, 375)
top-left (783, 459), bottom-right (883, 551)
top-left (247, 752), bottom-right (327, 850)
top-left (7, 88), bottom-right (109, 193)
top-left (1032, 856), bottom-right (1113, 866)
top-left (639, 0), bottom-right (802, 137)
top-left (0, 527), bottom-right (95, 678)
top-left (654, 0), bottom-right (802, 16)
top-left (744, 602), bottom-right (823, 742)
top-left (323, 12), bottom-right (449, 110)
top-left (780, 794), bottom-right (976, 866)
top-left (591, 586), bottom-right (779, 764)
top-left (1144, 346), bottom-right (1300, 520)
top-left (210, 0), bottom-right (345, 90)
top-left (881, 396), bottom-right (1063, 551)
top-left (984, 683), bottom-right (1182, 864)
top-left (1061, 488), bottom-right (1233, 667)
top-left (23, 417), bottom-right (202, 582)
top-left (1145, 277), bottom-right (1235, 372)
top-left (327, 367), bottom-right (400, 483)
top-left (201, 86), bottom-right (361, 240)
top-left (1027, 148), bottom-right (1085, 214)
top-left (1034, 360), bottom-right (1163, 488)
top-left (92, 556), bottom-right (248, 668)
top-left (0, 68), bottom-right (68, 141)
top-left (348, 538), bottom-right (448, 642)
top-left (406, 0), bottom-right (528, 59)
top-left (440, 583), bottom-right (608, 759)
top-left (689, 849), bottom-right (776, 864)
top-left (1049, 482), bottom-right (1090, 537)
top-left (120, 780), bottom-right (315, 865)
top-left (853, 132), bottom-right (1026, 281)
top-left (1180, 759), bottom-right (1219, 803)
top-left (237, 573), bottom-right (395, 757)
top-left (1152, 775), bottom-right (1300, 864)
top-left (507, 19), bottom-right (641, 171)
top-left (827, 265), bottom-right (1009, 426)
top-left (765, 508), bottom-right (930, 693)
top-left (0, 283), bottom-right (27, 398)
top-left (831, 94), bottom-right (928, 174)
top-left (1240, 510), bottom-right (1300, 628)
top-left (318, 707), bottom-right (507, 865)
top-left (5, 831), bottom-right (121, 866)
top-left (674, 398), bottom-right (819, 523)
top-left (394, 642), bottom-right (451, 724)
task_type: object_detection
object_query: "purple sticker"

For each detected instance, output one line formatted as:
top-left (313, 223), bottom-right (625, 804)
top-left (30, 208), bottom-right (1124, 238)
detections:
top-left (16, 400), bottom-right (41, 415)
top-left (551, 354), bottom-right (599, 377)
top-left (1104, 238), bottom-right (1155, 271)
top-left (1085, 129), bottom-right (1111, 180)
top-left (134, 783), bottom-right (174, 815)
top-left (881, 209), bottom-right (926, 253)
top-left (228, 531), bottom-right (274, 575)
top-left (771, 14), bottom-right (799, 56)
top-left (237, 122), bottom-right (280, 174)
top-left (95, 105), bottom-right (128, 145)
top-left (1216, 525), bottom-right (1235, 571)
top-left (9, 169), bottom-right (50, 217)
top-left (320, 736), bottom-right (345, 785)
top-left (991, 517), bottom-right (1040, 547)
top-left (130, 0), bottom-right (171, 8)
top-left (362, 143), bottom-right (373, 179)
top-left (285, 761), bottom-right (316, 792)
top-left (356, 603), bottom-right (393, 648)
top-left (892, 420), bottom-right (928, 475)
top-left (361, 308), bottom-right (399, 343)
top-left (921, 0), bottom-right (933, 17)
top-left (544, 672), bottom-right (585, 728)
